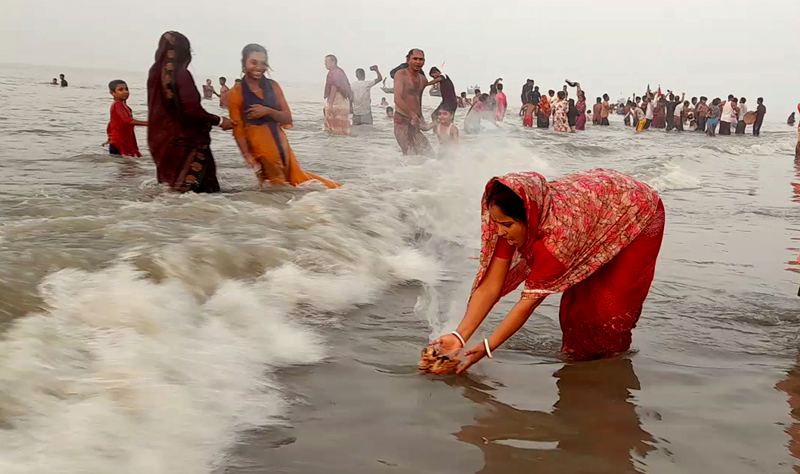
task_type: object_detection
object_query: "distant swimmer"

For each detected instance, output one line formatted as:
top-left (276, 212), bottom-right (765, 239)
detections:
top-left (393, 48), bottom-right (441, 155)
top-left (386, 106), bottom-right (394, 119)
top-left (351, 65), bottom-right (382, 126)
top-left (380, 97), bottom-right (389, 107)
top-left (51, 78), bottom-right (58, 85)
top-left (789, 112), bottom-right (796, 127)
top-left (59, 74), bottom-right (68, 87)
top-left (104, 79), bottom-right (147, 157)
top-left (219, 77), bottom-right (230, 109)
top-left (203, 79), bottom-right (218, 100)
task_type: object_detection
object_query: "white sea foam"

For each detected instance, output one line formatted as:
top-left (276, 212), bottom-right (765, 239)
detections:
top-left (1, 140), bottom-right (548, 473)
top-left (637, 162), bottom-right (701, 192)
top-left (0, 266), bottom-right (321, 474)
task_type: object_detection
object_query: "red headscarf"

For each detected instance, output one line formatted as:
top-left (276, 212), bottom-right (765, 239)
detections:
top-left (471, 169), bottom-right (661, 299)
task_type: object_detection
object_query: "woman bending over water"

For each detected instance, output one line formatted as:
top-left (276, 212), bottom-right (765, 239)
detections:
top-left (229, 44), bottom-right (340, 188)
top-left (432, 169), bottom-right (665, 371)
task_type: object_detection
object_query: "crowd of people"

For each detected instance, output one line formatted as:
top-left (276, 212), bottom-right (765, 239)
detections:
top-left (99, 32), bottom-right (792, 195)
top-left (618, 89), bottom-right (766, 137)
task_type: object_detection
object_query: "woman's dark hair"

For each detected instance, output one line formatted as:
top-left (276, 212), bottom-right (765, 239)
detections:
top-left (242, 43), bottom-right (270, 73)
top-left (557, 90), bottom-right (565, 100)
top-left (170, 32), bottom-right (192, 67)
top-left (486, 181), bottom-right (526, 223)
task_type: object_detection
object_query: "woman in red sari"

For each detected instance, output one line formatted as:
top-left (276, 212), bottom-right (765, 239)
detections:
top-left (147, 31), bottom-right (234, 193)
top-left (432, 169), bottom-right (665, 371)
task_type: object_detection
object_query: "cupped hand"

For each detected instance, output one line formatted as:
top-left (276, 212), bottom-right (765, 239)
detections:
top-left (456, 342), bottom-right (487, 374)
top-left (220, 117), bottom-right (235, 131)
top-left (247, 105), bottom-right (271, 120)
top-left (430, 333), bottom-right (463, 356)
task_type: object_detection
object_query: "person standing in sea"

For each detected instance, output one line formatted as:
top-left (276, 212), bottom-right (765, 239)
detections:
top-left (719, 95), bottom-right (735, 136)
top-left (706, 98), bottom-right (721, 137)
top-left (537, 92), bottom-right (551, 129)
top-left (592, 98), bottom-right (602, 125)
top-left (323, 55), bottom-right (353, 136)
top-left (351, 66), bottom-right (382, 126)
top-left (665, 92), bottom-right (684, 132)
top-left (495, 80), bottom-right (508, 122)
top-left (753, 97), bottom-right (766, 137)
top-left (228, 43), bottom-right (340, 189)
top-left (393, 49), bottom-right (441, 155)
top-left (428, 67), bottom-right (457, 124)
top-left (575, 87), bottom-right (587, 131)
top-left (203, 79), bottom-right (218, 100)
top-left (644, 95), bottom-right (654, 129)
top-left (519, 79), bottom-right (534, 116)
top-left (695, 97), bottom-right (708, 132)
top-left (147, 31), bottom-right (234, 193)
top-left (735, 97), bottom-right (748, 134)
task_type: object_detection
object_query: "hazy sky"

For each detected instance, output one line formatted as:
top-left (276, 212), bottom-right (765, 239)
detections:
top-left (3, 0), bottom-right (799, 105)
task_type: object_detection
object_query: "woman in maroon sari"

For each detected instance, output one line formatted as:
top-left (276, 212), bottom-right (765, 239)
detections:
top-left (147, 31), bottom-right (234, 193)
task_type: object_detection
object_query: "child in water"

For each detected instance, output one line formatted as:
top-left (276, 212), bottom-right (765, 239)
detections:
top-left (424, 108), bottom-right (458, 151)
top-left (104, 80), bottom-right (147, 156)
top-left (386, 106), bottom-right (394, 119)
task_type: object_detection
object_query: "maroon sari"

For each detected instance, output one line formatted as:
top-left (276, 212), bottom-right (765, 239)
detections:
top-left (147, 32), bottom-right (221, 193)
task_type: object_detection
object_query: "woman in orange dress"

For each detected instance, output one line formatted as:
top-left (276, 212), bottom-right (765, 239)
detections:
top-left (229, 44), bottom-right (340, 188)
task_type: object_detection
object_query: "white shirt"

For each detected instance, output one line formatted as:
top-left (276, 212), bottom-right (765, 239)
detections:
top-left (351, 80), bottom-right (376, 116)
top-left (674, 103), bottom-right (684, 117)
top-left (738, 103), bottom-right (748, 120)
top-left (645, 102), bottom-right (654, 120)
top-left (721, 102), bottom-right (734, 122)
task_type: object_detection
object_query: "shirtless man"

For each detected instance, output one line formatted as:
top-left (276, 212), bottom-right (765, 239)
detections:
top-left (393, 48), bottom-right (441, 155)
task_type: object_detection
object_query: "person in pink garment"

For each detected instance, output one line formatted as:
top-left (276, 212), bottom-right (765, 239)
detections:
top-left (494, 78), bottom-right (507, 122)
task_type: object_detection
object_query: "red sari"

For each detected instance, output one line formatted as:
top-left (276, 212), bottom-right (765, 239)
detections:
top-left (473, 169), bottom-right (665, 360)
top-left (147, 32), bottom-right (221, 193)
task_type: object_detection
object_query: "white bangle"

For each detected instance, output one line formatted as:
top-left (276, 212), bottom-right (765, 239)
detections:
top-left (450, 331), bottom-right (466, 348)
top-left (484, 339), bottom-right (493, 359)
